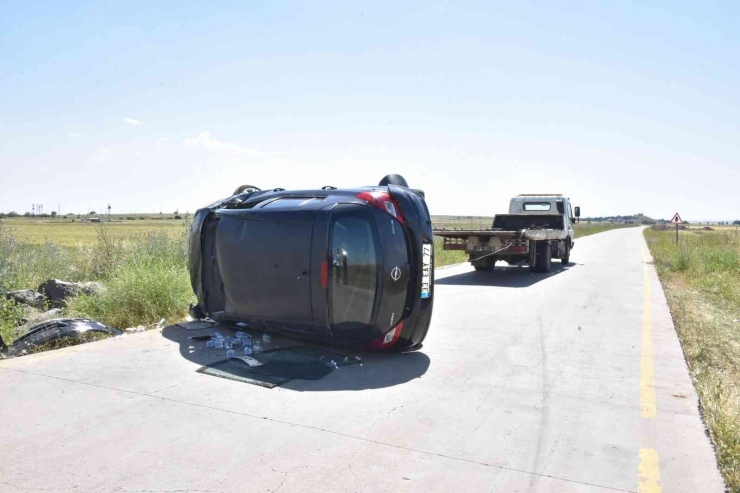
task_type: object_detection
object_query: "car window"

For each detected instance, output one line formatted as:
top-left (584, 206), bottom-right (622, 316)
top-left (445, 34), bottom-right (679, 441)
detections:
top-left (523, 202), bottom-right (551, 211)
top-left (330, 212), bottom-right (379, 328)
top-left (259, 198), bottom-right (318, 209)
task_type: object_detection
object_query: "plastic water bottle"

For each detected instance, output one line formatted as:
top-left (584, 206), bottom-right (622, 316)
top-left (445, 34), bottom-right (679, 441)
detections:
top-left (253, 341), bottom-right (262, 355)
top-left (263, 333), bottom-right (271, 343)
top-left (244, 346), bottom-right (253, 356)
top-left (226, 349), bottom-right (234, 358)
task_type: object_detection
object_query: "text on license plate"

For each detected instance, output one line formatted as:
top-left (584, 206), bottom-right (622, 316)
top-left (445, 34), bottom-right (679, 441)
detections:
top-left (421, 243), bottom-right (432, 298)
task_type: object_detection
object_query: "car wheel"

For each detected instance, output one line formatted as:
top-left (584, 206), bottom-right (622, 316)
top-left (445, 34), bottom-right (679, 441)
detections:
top-left (233, 184), bottom-right (261, 195)
top-left (379, 174), bottom-right (409, 188)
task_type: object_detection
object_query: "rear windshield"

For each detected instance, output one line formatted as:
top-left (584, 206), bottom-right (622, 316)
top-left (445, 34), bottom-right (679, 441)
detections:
top-left (330, 212), bottom-right (379, 328)
top-left (523, 202), bottom-right (552, 211)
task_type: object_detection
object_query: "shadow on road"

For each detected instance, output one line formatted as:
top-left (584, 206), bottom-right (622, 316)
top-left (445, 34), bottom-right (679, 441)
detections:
top-left (161, 324), bottom-right (430, 391)
top-left (435, 263), bottom-right (576, 288)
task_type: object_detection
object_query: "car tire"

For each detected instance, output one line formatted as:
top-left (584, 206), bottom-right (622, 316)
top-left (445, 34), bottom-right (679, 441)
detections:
top-left (561, 240), bottom-right (571, 264)
top-left (379, 174), bottom-right (409, 188)
top-left (232, 184), bottom-right (261, 196)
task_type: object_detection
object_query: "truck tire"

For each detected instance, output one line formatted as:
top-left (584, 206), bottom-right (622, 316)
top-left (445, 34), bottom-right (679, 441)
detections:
top-left (530, 242), bottom-right (551, 273)
top-left (561, 240), bottom-right (571, 264)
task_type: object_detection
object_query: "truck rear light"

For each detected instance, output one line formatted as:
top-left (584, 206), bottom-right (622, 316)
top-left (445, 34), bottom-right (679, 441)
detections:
top-left (355, 191), bottom-right (405, 223)
top-left (362, 321), bottom-right (404, 350)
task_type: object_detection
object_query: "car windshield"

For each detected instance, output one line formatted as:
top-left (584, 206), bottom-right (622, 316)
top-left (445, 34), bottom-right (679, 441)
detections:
top-left (330, 213), bottom-right (379, 328)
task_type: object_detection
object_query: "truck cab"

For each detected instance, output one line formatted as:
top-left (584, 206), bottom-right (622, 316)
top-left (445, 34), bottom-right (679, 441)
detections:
top-left (507, 194), bottom-right (577, 239)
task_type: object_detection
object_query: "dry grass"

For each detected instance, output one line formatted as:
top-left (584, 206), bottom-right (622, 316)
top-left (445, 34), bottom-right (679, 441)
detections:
top-left (645, 227), bottom-right (740, 491)
top-left (0, 216), bottom-right (186, 246)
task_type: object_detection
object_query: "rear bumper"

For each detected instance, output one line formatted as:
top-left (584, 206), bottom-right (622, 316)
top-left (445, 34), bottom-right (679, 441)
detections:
top-left (387, 186), bottom-right (434, 350)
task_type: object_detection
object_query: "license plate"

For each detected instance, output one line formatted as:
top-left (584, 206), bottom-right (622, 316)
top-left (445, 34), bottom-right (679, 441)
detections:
top-left (421, 243), bottom-right (432, 298)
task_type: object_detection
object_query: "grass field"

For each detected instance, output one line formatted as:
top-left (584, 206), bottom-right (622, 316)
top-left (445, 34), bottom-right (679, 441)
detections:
top-left (645, 227), bottom-right (740, 491)
top-left (1, 216), bottom-right (187, 246)
top-left (432, 217), bottom-right (638, 267)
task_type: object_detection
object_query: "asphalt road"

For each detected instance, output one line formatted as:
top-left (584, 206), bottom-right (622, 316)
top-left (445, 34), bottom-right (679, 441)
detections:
top-left (0, 227), bottom-right (726, 492)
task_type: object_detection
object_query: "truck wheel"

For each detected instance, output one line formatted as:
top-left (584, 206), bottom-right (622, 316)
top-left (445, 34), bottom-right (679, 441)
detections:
top-left (532, 242), bottom-right (551, 273)
top-left (561, 240), bottom-right (571, 264)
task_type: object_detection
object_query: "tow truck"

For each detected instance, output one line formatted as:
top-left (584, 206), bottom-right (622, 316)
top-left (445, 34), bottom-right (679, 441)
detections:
top-left (433, 194), bottom-right (580, 273)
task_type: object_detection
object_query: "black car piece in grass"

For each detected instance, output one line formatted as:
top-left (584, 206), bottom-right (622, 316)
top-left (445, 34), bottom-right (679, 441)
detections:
top-left (0, 319), bottom-right (123, 358)
top-left (188, 174), bottom-right (434, 351)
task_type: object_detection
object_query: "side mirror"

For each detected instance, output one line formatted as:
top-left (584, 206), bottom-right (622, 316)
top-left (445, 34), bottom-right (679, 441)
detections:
top-left (574, 206), bottom-right (580, 218)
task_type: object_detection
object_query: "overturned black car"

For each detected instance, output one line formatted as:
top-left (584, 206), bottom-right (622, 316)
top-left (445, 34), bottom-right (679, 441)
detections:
top-left (188, 175), bottom-right (434, 351)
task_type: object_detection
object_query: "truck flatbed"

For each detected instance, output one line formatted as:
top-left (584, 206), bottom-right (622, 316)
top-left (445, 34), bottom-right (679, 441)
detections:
top-left (433, 228), bottom-right (569, 241)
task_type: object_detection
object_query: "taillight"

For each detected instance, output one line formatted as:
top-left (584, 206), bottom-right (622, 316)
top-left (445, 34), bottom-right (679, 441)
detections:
top-left (320, 260), bottom-right (329, 288)
top-left (362, 321), bottom-right (404, 350)
top-left (355, 191), bottom-right (405, 223)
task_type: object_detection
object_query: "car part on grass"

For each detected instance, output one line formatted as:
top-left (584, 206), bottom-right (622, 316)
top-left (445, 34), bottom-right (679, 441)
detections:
top-left (0, 318), bottom-right (123, 359)
top-left (196, 346), bottom-right (361, 388)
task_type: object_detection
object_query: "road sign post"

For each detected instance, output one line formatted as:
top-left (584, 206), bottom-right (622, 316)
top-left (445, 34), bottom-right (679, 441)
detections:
top-left (670, 213), bottom-right (683, 244)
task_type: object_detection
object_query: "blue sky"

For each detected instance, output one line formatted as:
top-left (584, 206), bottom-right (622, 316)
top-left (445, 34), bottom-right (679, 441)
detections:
top-left (1, 1), bottom-right (738, 220)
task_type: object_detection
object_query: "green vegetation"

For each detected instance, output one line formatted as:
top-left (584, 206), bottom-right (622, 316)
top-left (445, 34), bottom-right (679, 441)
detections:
top-left (0, 220), bottom-right (194, 347)
top-left (574, 222), bottom-right (638, 238)
top-left (645, 227), bottom-right (740, 491)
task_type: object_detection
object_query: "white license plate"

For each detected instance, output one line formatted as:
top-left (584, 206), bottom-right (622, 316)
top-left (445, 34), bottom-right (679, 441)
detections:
top-left (421, 243), bottom-right (432, 298)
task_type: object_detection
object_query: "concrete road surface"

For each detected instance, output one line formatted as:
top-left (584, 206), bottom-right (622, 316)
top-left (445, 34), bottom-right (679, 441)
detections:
top-left (0, 227), bottom-right (725, 492)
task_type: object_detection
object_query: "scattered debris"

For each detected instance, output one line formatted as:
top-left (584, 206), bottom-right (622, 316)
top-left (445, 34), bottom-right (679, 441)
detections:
top-left (155, 318), bottom-right (166, 330)
top-left (37, 279), bottom-right (104, 308)
top-left (234, 355), bottom-right (264, 367)
top-left (1, 318), bottom-right (123, 359)
top-left (176, 320), bottom-right (217, 331)
top-left (189, 335), bottom-right (212, 341)
top-left (196, 346), bottom-right (360, 388)
top-left (125, 325), bottom-right (146, 333)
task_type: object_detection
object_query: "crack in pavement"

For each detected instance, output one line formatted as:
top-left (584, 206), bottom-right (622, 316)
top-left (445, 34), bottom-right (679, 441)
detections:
top-left (0, 366), bottom-right (636, 493)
